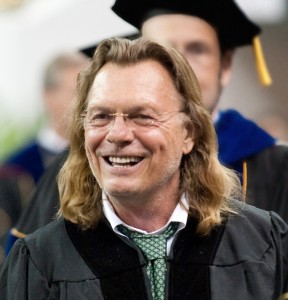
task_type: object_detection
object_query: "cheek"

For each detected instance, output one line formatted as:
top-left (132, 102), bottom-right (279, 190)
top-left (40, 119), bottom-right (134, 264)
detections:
top-left (84, 132), bottom-right (96, 167)
top-left (186, 63), bottom-right (211, 96)
top-left (84, 130), bottom-right (107, 169)
top-left (187, 57), bottom-right (221, 85)
top-left (197, 67), bottom-right (218, 88)
top-left (84, 131), bottom-right (103, 180)
top-left (153, 127), bottom-right (187, 156)
top-left (84, 129), bottom-right (105, 151)
top-left (186, 59), bottom-right (202, 78)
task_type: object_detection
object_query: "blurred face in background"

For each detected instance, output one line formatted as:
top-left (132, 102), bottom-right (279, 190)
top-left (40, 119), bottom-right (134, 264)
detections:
top-left (44, 64), bottom-right (86, 139)
top-left (142, 14), bottom-right (232, 114)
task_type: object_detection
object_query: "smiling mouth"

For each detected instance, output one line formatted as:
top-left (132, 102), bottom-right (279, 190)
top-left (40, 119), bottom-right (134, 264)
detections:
top-left (105, 156), bottom-right (143, 167)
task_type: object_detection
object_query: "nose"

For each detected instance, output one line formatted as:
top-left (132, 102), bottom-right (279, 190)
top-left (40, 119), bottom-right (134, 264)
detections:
top-left (106, 115), bottom-right (134, 145)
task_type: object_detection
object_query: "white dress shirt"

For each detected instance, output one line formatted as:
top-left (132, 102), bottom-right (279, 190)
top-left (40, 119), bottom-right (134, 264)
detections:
top-left (102, 194), bottom-right (189, 254)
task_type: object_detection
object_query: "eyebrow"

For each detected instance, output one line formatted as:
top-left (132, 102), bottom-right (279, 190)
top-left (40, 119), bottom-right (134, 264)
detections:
top-left (85, 104), bottom-right (160, 114)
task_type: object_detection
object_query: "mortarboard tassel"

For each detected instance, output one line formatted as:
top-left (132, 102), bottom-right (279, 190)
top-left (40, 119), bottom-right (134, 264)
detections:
top-left (242, 161), bottom-right (247, 201)
top-left (253, 36), bottom-right (272, 86)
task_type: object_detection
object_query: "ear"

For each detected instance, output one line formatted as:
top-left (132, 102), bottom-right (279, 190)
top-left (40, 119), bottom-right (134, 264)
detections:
top-left (182, 124), bottom-right (194, 155)
top-left (220, 50), bottom-right (234, 87)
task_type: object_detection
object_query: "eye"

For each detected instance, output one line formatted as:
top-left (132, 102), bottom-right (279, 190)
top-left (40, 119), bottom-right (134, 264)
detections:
top-left (186, 43), bottom-right (209, 55)
top-left (91, 113), bottom-right (110, 120)
top-left (87, 113), bottom-right (112, 126)
top-left (131, 114), bottom-right (156, 126)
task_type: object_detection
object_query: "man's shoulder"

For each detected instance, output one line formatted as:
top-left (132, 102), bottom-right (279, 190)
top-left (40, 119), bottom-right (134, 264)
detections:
top-left (216, 110), bottom-right (276, 166)
top-left (230, 200), bottom-right (272, 228)
top-left (24, 218), bottom-right (65, 247)
top-left (23, 218), bottom-right (80, 266)
top-left (223, 200), bottom-right (287, 242)
top-left (261, 142), bottom-right (288, 157)
top-left (214, 200), bottom-right (288, 264)
top-left (248, 143), bottom-right (288, 170)
top-left (227, 200), bottom-right (288, 243)
top-left (15, 218), bottom-right (96, 281)
top-left (245, 143), bottom-right (288, 221)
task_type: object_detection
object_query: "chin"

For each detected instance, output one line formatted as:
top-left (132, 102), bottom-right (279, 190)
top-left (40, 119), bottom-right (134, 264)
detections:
top-left (104, 184), bottom-right (139, 198)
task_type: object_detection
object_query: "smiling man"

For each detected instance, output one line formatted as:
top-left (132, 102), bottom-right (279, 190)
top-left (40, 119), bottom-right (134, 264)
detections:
top-left (5, 0), bottom-right (288, 258)
top-left (1, 38), bottom-right (287, 300)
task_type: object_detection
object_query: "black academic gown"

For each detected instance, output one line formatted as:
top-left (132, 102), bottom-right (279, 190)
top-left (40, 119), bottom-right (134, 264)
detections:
top-left (1, 200), bottom-right (287, 300)
top-left (246, 144), bottom-right (288, 221)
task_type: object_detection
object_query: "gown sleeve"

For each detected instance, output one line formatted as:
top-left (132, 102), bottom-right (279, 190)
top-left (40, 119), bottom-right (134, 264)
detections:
top-left (271, 211), bottom-right (288, 297)
top-left (0, 238), bottom-right (50, 300)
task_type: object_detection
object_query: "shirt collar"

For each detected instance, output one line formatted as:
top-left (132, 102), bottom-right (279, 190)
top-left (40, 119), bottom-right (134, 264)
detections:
top-left (102, 193), bottom-right (189, 236)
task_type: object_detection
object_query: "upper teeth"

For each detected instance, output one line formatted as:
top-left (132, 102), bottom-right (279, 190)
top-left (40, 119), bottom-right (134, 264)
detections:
top-left (108, 156), bottom-right (141, 163)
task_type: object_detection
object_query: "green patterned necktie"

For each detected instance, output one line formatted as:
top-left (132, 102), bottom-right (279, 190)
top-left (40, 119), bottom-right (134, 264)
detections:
top-left (118, 222), bottom-right (179, 300)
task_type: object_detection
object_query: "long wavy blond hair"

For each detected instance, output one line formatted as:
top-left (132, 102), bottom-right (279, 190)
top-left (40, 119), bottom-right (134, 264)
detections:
top-left (58, 37), bottom-right (242, 235)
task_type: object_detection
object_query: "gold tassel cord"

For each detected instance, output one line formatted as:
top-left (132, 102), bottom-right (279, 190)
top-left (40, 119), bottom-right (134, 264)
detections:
top-left (278, 293), bottom-right (288, 300)
top-left (253, 36), bottom-right (272, 86)
top-left (242, 161), bottom-right (247, 201)
top-left (11, 227), bottom-right (26, 239)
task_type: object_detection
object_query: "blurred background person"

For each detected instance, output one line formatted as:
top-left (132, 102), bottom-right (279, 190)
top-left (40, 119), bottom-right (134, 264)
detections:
top-left (111, 0), bottom-right (288, 220)
top-left (0, 52), bottom-right (89, 268)
top-left (1, 52), bottom-right (89, 184)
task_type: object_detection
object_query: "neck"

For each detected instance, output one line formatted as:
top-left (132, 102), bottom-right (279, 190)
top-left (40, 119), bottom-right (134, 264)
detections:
top-left (108, 190), bottom-right (180, 233)
top-left (53, 125), bottom-right (68, 141)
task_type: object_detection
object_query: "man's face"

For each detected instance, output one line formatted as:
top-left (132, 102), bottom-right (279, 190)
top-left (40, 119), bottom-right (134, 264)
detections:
top-left (142, 14), bottom-right (232, 114)
top-left (84, 60), bottom-right (193, 202)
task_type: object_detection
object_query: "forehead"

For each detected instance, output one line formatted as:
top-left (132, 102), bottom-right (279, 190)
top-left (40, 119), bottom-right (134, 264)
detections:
top-left (142, 14), bottom-right (219, 47)
top-left (86, 60), bottom-right (182, 110)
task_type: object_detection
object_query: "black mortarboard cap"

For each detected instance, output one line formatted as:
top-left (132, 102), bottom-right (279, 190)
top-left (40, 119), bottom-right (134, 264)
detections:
top-left (112, 0), bottom-right (272, 85)
top-left (112, 0), bottom-right (260, 50)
